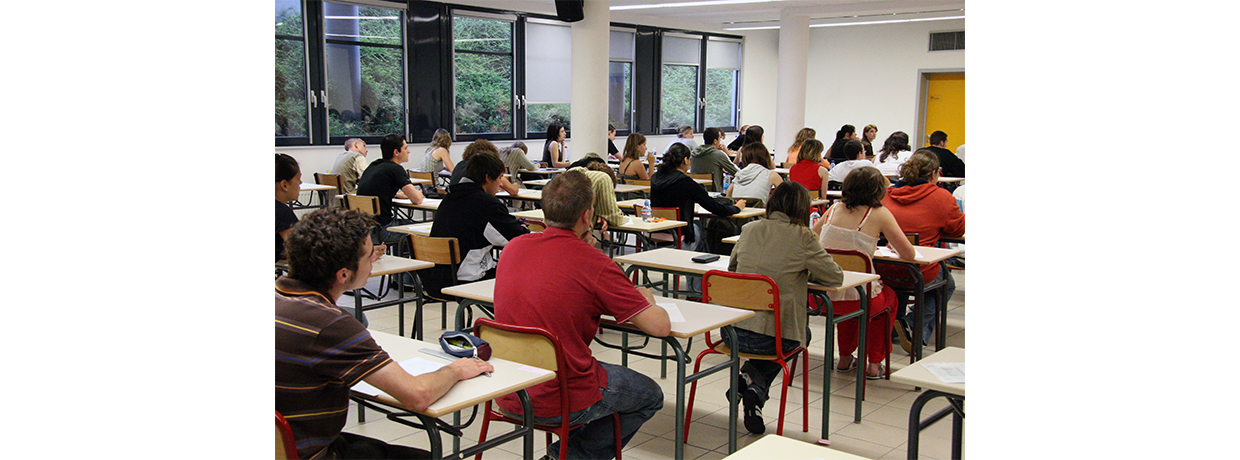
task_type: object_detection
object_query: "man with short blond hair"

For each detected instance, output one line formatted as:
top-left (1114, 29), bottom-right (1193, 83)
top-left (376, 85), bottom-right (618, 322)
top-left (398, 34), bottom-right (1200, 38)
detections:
top-left (333, 138), bottom-right (369, 194)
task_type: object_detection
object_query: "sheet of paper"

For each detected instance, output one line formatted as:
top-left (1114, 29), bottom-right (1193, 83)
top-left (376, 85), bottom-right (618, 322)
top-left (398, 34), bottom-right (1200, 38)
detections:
top-left (518, 365), bottom-right (553, 376)
top-left (351, 357), bottom-right (448, 397)
top-left (656, 301), bottom-right (685, 323)
top-left (875, 246), bottom-right (922, 260)
top-left (923, 362), bottom-right (965, 384)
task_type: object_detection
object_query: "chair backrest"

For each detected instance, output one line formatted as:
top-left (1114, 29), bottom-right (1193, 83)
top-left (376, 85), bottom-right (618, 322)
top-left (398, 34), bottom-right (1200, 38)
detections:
top-left (525, 219), bottom-right (547, 232)
top-left (807, 189), bottom-right (820, 200)
top-left (275, 411), bottom-right (298, 460)
top-left (344, 194), bottom-right (380, 215)
top-left (411, 234), bottom-right (461, 265)
top-left (781, 162), bottom-right (796, 169)
top-left (651, 207), bottom-right (679, 221)
top-left (473, 318), bottom-right (571, 422)
top-left (314, 172), bottom-right (344, 194)
top-left (626, 178), bottom-right (651, 187)
top-left (739, 197), bottom-right (764, 208)
top-left (905, 233), bottom-right (920, 246)
top-left (408, 170), bottom-right (434, 182)
top-left (701, 270), bottom-right (778, 313)
top-left (824, 248), bottom-right (873, 274)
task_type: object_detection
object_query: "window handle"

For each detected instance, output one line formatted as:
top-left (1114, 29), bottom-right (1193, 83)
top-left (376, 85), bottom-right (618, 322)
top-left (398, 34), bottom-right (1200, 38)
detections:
top-left (309, 90), bottom-right (318, 108)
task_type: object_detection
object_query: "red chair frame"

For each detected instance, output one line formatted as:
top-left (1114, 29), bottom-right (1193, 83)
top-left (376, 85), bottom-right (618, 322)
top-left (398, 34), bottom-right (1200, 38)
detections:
top-left (825, 248), bottom-right (893, 390)
top-left (684, 270), bottom-right (809, 439)
top-left (275, 410), bottom-right (298, 460)
top-left (472, 318), bottom-right (622, 460)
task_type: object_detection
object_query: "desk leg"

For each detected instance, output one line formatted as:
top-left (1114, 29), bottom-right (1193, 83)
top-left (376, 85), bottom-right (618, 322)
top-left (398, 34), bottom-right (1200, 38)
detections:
top-left (724, 325), bottom-right (739, 454)
top-left (855, 286), bottom-right (867, 422)
top-left (906, 390), bottom-right (963, 460)
top-left (667, 337), bottom-right (688, 460)
top-left (819, 291), bottom-right (834, 444)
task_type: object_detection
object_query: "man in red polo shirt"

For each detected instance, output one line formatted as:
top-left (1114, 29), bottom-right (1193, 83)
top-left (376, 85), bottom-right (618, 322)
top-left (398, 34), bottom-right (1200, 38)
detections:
top-left (494, 170), bottom-right (671, 460)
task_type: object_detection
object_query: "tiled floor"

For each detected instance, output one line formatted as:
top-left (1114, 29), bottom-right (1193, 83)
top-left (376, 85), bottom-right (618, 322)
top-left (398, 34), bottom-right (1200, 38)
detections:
top-left (336, 259), bottom-right (964, 460)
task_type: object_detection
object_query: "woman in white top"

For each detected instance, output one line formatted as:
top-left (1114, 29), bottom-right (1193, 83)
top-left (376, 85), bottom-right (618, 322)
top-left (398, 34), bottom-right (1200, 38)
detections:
top-left (811, 167), bottom-right (917, 378)
top-left (872, 131), bottom-right (911, 178)
top-left (421, 128), bottom-right (454, 173)
top-left (728, 142), bottom-right (783, 205)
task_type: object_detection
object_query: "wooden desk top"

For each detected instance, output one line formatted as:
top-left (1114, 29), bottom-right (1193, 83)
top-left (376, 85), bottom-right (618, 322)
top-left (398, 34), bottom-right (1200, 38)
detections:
top-left (387, 222), bottom-right (434, 237)
top-left (510, 209), bottom-right (688, 232)
top-left (354, 331), bottom-right (556, 418)
top-left (520, 168), bottom-right (566, 176)
top-left (407, 178), bottom-right (433, 186)
top-left (723, 434), bottom-right (871, 459)
top-left (889, 346), bottom-right (965, 396)
top-left (392, 197), bottom-right (441, 210)
top-left (720, 236), bottom-right (961, 265)
top-left (938, 176), bottom-right (964, 183)
top-left (526, 180), bottom-right (648, 194)
top-left (441, 279), bottom-right (755, 340)
top-left (612, 248), bottom-right (877, 293)
top-left (369, 255), bottom-right (435, 276)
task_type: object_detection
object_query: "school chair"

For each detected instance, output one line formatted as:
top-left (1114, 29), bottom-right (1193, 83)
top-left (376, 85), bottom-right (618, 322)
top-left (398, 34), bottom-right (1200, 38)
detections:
top-left (472, 318), bottom-right (623, 460)
top-left (825, 248), bottom-right (893, 387)
top-left (409, 234), bottom-right (461, 339)
top-left (275, 411), bottom-right (298, 460)
top-left (685, 270), bottom-right (809, 439)
top-left (314, 172), bottom-right (344, 207)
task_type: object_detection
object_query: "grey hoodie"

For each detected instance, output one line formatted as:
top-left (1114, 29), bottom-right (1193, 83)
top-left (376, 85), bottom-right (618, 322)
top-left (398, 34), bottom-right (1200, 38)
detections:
top-left (730, 163), bottom-right (773, 201)
top-left (689, 143), bottom-right (739, 191)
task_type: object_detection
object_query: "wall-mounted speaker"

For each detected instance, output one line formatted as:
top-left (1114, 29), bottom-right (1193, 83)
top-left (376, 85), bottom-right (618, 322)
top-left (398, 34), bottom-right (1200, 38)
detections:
top-left (555, 0), bottom-right (584, 23)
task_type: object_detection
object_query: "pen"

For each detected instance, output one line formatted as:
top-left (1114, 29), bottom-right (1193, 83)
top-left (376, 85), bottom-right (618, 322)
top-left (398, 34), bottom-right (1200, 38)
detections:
top-left (473, 349), bottom-right (492, 378)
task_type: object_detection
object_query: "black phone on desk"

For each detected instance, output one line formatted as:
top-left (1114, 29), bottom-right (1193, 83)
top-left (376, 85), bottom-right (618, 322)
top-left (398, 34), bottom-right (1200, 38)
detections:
top-left (691, 254), bottom-right (719, 263)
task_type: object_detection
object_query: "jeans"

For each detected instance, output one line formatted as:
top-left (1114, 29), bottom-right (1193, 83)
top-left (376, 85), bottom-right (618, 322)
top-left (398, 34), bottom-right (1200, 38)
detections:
top-left (896, 268), bottom-right (955, 344)
top-left (719, 327), bottom-right (808, 408)
top-left (524, 362), bottom-right (664, 460)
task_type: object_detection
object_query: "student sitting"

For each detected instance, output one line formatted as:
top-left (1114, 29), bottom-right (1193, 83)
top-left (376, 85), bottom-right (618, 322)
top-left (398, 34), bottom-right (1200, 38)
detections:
top-left (727, 142), bottom-right (784, 206)
top-left (827, 139), bottom-right (878, 189)
top-left (788, 138), bottom-right (830, 194)
top-left (650, 143), bottom-right (746, 253)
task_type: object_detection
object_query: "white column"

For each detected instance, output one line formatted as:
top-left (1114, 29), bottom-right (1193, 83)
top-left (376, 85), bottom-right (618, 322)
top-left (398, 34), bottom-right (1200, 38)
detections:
top-left (569, 0), bottom-right (610, 158)
top-left (774, 11), bottom-right (809, 155)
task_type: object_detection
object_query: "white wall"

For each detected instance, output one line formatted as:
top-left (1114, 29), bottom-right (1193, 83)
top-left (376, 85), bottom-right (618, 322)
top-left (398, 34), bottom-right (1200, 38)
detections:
top-left (804, 19), bottom-right (965, 149)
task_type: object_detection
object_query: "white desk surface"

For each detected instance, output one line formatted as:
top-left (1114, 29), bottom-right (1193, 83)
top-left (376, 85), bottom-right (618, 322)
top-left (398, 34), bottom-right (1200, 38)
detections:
top-left (353, 331), bottom-right (556, 418)
top-left (615, 199), bottom-right (765, 220)
top-left (369, 255), bottom-right (435, 276)
top-left (520, 168), bottom-right (566, 176)
top-left (525, 180), bottom-right (650, 195)
top-left (773, 168), bottom-right (791, 175)
top-left (889, 346), bottom-right (965, 396)
top-left (495, 189), bottom-right (542, 200)
top-left (392, 197), bottom-right (441, 210)
top-left (387, 222), bottom-right (434, 237)
top-left (937, 177), bottom-right (964, 183)
top-left (722, 434), bottom-right (871, 460)
top-left (612, 248), bottom-right (877, 293)
top-left (441, 279), bottom-right (755, 340)
top-left (510, 209), bottom-right (688, 232)
top-left (299, 183), bottom-right (337, 192)
top-left (720, 235), bottom-right (961, 265)
top-left (406, 178), bottom-right (433, 186)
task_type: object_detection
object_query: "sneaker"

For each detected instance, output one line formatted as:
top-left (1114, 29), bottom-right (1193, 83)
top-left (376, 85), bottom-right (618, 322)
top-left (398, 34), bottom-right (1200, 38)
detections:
top-left (741, 384), bottom-right (765, 434)
top-left (894, 318), bottom-right (914, 355)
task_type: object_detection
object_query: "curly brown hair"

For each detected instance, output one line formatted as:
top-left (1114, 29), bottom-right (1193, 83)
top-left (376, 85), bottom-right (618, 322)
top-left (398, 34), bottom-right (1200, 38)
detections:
top-left (899, 150), bottom-right (940, 182)
top-left (285, 208), bottom-right (376, 293)
top-left (840, 166), bottom-right (886, 210)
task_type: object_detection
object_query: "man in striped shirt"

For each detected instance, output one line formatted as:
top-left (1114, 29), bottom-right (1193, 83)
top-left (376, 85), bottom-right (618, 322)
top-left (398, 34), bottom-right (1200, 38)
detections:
top-left (276, 208), bottom-right (492, 459)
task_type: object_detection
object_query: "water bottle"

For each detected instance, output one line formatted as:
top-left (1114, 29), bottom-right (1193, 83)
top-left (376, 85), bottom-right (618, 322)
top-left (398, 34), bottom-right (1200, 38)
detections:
top-left (641, 198), bottom-right (653, 222)
top-left (722, 173), bottom-right (732, 194)
top-left (810, 210), bottom-right (821, 227)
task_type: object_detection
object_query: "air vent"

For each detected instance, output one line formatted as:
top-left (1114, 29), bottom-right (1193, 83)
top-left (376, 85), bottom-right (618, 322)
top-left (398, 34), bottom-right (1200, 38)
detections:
top-left (929, 31), bottom-right (964, 51)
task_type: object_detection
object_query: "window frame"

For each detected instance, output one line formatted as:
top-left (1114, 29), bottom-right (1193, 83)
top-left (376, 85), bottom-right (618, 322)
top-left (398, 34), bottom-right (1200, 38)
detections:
top-left (449, 10), bottom-right (519, 141)
top-left (321, 1), bottom-right (408, 146)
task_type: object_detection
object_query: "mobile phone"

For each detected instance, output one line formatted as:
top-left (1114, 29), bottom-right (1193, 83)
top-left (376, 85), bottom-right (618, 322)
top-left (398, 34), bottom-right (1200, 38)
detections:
top-left (691, 254), bottom-right (720, 264)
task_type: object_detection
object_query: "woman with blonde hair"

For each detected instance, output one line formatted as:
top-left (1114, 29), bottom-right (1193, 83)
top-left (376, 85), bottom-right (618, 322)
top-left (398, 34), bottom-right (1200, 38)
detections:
top-left (785, 127), bottom-right (816, 165)
top-left (421, 128), bottom-right (454, 173)
top-left (617, 132), bottom-right (657, 182)
top-left (787, 138), bottom-right (830, 194)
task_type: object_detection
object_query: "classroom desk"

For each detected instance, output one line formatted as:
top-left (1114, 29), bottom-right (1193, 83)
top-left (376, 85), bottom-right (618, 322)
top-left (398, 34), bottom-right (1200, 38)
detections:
top-left (722, 434), bottom-right (872, 460)
top-left (610, 247), bottom-right (880, 443)
top-left (392, 197), bottom-right (441, 222)
top-left (443, 278), bottom-right (755, 460)
top-left (387, 222), bottom-right (433, 237)
top-left (889, 346), bottom-right (965, 460)
top-left (494, 189), bottom-right (542, 210)
top-left (276, 255), bottom-right (434, 338)
top-left (509, 209), bottom-right (688, 251)
top-left (614, 198), bottom-right (766, 220)
top-left (519, 168), bottom-right (566, 176)
top-left (351, 331), bottom-right (556, 460)
top-left (290, 183), bottom-right (338, 210)
top-left (522, 178), bottom-right (650, 194)
top-left (937, 177), bottom-right (964, 184)
top-left (870, 245), bottom-right (961, 362)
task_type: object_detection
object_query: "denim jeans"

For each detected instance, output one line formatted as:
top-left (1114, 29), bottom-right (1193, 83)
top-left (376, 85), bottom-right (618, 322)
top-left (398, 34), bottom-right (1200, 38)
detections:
top-left (524, 362), bottom-right (664, 460)
top-left (719, 327), bottom-right (808, 408)
top-left (896, 268), bottom-right (955, 344)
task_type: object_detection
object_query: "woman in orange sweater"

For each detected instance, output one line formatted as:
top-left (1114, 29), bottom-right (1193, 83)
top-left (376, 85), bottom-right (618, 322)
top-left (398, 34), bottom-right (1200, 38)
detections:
top-left (880, 150), bottom-right (964, 353)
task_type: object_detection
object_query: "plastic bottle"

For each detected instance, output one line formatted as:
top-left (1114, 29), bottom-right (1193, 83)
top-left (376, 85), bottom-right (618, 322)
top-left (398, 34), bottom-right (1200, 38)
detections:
top-left (641, 198), bottom-right (653, 222)
top-left (722, 173), bottom-right (732, 194)
top-left (810, 210), bottom-right (821, 227)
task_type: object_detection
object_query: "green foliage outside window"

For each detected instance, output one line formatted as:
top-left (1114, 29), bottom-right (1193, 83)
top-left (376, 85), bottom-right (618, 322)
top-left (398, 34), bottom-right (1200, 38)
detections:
top-left (454, 17), bottom-right (513, 134)
top-left (327, 6), bottom-right (404, 137)
top-left (275, 7), bottom-right (307, 137)
top-left (661, 65), bottom-right (698, 129)
top-left (705, 68), bottom-right (737, 128)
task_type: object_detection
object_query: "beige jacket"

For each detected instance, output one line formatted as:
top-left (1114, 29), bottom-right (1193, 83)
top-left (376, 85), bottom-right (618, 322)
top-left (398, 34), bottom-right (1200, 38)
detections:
top-left (728, 212), bottom-right (843, 344)
top-left (569, 166), bottom-right (627, 227)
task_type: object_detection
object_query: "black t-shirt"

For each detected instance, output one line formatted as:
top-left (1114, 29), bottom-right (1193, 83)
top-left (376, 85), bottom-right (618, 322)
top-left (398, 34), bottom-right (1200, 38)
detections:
top-left (607, 139), bottom-right (619, 156)
top-left (828, 138), bottom-right (850, 161)
top-left (447, 160), bottom-right (468, 190)
top-left (356, 158), bottom-right (412, 225)
top-left (276, 200), bottom-right (298, 261)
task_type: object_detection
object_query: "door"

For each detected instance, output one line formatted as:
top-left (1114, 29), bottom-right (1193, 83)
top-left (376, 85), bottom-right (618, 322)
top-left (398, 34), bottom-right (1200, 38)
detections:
top-left (923, 73), bottom-right (965, 151)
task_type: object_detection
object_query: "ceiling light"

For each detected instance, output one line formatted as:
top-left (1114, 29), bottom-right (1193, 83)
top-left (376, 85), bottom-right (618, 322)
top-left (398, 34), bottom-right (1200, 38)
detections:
top-left (811, 15), bottom-right (964, 27)
top-left (612, 0), bottom-right (778, 11)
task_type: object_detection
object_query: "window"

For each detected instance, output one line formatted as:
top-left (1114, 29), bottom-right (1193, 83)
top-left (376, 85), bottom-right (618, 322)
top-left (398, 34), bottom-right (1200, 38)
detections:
top-left (660, 34), bottom-right (701, 132)
top-left (275, 0), bottom-right (308, 140)
top-left (323, 1), bottom-right (405, 138)
top-left (609, 30), bottom-right (634, 132)
top-left (525, 20), bottom-right (572, 137)
top-left (453, 15), bottom-right (514, 136)
top-left (705, 39), bottom-right (740, 129)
